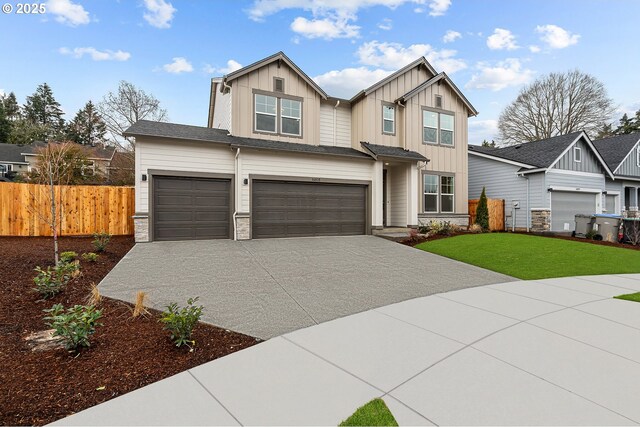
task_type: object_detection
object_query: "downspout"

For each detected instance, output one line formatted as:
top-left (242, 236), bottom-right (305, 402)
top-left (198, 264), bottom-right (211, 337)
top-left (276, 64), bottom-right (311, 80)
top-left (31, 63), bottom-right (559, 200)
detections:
top-left (526, 175), bottom-right (530, 232)
top-left (233, 147), bottom-right (240, 240)
top-left (333, 100), bottom-right (340, 146)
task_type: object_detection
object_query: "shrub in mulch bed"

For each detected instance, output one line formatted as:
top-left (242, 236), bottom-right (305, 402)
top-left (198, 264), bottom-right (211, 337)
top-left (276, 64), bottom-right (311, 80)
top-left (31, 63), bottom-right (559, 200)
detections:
top-left (0, 236), bottom-right (260, 426)
top-left (399, 231), bottom-right (465, 247)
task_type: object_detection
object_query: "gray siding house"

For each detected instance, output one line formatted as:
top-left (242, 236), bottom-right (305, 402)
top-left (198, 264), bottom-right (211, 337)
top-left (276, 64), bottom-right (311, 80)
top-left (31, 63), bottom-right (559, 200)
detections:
top-left (469, 132), bottom-right (614, 232)
top-left (593, 133), bottom-right (640, 217)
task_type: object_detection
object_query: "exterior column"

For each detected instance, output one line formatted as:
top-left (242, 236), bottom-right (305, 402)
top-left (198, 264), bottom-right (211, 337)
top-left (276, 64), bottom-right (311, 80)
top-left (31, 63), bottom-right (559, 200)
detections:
top-left (372, 160), bottom-right (384, 229)
top-left (407, 163), bottom-right (419, 227)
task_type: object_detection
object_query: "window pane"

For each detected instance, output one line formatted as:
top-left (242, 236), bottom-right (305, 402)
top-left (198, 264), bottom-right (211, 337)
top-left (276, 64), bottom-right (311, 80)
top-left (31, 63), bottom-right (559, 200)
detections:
top-left (423, 110), bottom-right (437, 128)
top-left (255, 94), bottom-right (276, 115)
top-left (440, 113), bottom-right (454, 131)
top-left (441, 195), bottom-right (454, 212)
top-left (423, 174), bottom-right (438, 193)
top-left (424, 194), bottom-right (438, 212)
top-left (424, 127), bottom-right (437, 143)
top-left (383, 119), bottom-right (394, 134)
top-left (383, 105), bottom-right (395, 120)
top-left (256, 113), bottom-right (276, 132)
top-left (440, 129), bottom-right (453, 145)
top-left (281, 99), bottom-right (300, 118)
top-left (441, 176), bottom-right (454, 194)
top-left (281, 117), bottom-right (300, 135)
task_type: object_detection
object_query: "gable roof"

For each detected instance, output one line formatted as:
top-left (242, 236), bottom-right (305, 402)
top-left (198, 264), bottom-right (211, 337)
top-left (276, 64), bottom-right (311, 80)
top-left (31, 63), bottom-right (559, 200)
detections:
top-left (360, 142), bottom-right (428, 162)
top-left (0, 143), bottom-right (32, 164)
top-left (593, 133), bottom-right (640, 172)
top-left (27, 141), bottom-right (115, 161)
top-left (349, 57), bottom-right (438, 103)
top-left (396, 72), bottom-right (478, 117)
top-left (224, 51), bottom-right (328, 100)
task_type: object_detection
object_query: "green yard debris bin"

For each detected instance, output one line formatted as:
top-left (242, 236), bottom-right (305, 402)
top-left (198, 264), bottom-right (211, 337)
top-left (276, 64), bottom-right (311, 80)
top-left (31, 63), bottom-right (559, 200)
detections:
top-left (573, 214), bottom-right (594, 238)
top-left (592, 214), bottom-right (622, 242)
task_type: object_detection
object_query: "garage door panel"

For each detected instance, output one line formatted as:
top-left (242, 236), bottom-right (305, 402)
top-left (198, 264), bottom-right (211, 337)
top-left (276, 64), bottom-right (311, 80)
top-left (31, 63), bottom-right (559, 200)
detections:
top-left (153, 176), bottom-right (230, 241)
top-left (551, 192), bottom-right (597, 232)
top-left (252, 180), bottom-right (367, 238)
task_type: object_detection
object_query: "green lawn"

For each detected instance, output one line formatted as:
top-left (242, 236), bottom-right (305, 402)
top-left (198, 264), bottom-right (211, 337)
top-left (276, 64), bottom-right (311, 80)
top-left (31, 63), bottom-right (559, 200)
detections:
top-left (614, 292), bottom-right (640, 303)
top-left (339, 399), bottom-right (398, 427)
top-left (416, 233), bottom-right (640, 280)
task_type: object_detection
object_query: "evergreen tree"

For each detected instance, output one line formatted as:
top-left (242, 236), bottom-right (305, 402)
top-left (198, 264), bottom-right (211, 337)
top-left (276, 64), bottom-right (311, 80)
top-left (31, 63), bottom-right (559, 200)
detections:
top-left (23, 83), bottom-right (65, 139)
top-left (475, 187), bottom-right (490, 232)
top-left (2, 92), bottom-right (20, 120)
top-left (596, 123), bottom-right (614, 139)
top-left (481, 139), bottom-right (496, 147)
top-left (66, 101), bottom-right (107, 145)
top-left (617, 113), bottom-right (635, 134)
top-left (9, 119), bottom-right (47, 144)
top-left (0, 102), bottom-right (11, 144)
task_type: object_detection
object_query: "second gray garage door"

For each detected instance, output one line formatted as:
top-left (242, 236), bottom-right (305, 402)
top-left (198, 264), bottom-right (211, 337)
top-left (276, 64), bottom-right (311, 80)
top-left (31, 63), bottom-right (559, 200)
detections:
top-left (252, 180), bottom-right (367, 238)
top-left (551, 191), bottom-right (597, 232)
top-left (153, 176), bottom-right (231, 241)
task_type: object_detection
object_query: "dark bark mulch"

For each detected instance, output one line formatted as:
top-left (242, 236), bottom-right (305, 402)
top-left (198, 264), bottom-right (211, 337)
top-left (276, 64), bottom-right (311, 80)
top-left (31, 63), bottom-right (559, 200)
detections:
top-left (398, 231), bottom-right (465, 246)
top-left (0, 236), bottom-right (260, 426)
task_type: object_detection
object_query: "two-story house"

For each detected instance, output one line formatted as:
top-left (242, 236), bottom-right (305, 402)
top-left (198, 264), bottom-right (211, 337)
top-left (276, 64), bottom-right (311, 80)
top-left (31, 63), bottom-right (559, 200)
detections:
top-left (126, 51), bottom-right (477, 242)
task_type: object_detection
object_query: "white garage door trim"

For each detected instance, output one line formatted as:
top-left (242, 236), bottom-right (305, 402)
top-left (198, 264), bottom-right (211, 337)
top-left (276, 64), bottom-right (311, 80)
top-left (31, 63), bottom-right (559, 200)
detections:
top-left (550, 189), bottom-right (600, 232)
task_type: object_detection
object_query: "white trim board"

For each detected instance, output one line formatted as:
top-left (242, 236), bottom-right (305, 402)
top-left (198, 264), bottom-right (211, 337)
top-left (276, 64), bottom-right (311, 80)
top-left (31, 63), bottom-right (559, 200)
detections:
top-left (546, 168), bottom-right (606, 178)
top-left (548, 186), bottom-right (602, 194)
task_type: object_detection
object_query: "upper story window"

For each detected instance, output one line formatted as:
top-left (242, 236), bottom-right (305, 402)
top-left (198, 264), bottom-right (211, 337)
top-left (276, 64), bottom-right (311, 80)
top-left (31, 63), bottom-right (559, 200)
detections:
top-left (423, 109), bottom-right (455, 146)
top-left (382, 104), bottom-right (395, 135)
top-left (574, 146), bottom-right (582, 163)
top-left (254, 92), bottom-right (302, 137)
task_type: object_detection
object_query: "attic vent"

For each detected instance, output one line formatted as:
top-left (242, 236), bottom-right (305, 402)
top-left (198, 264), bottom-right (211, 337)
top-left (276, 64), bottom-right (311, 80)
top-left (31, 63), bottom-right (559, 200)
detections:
top-left (435, 95), bottom-right (443, 108)
top-left (274, 77), bottom-right (284, 93)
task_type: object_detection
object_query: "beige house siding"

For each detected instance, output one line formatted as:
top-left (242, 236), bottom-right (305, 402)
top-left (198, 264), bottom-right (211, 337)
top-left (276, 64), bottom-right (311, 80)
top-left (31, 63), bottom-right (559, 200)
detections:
top-left (212, 87), bottom-right (232, 131)
top-left (134, 137), bottom-right (236, 213)
top-left (387, 166), bottom-right (407, 226)
top-left (319, 101), bottom-right (352, 148)
top-left (230, 61), bottom-right (321, 145)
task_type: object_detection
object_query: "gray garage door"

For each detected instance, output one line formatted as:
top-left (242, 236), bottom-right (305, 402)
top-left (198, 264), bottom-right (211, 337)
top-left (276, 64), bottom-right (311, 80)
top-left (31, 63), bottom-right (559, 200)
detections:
top-left (551, 191), bottom-right (597, 232)
top-left (153, 176), bottom-right (231, 241)
top-left (252, 180), bottom-right (367, 238)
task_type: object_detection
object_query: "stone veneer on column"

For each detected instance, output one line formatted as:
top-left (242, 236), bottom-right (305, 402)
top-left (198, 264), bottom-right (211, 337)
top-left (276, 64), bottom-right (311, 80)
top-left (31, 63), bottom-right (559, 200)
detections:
top-left (530, 209), bottom-right (551, 232)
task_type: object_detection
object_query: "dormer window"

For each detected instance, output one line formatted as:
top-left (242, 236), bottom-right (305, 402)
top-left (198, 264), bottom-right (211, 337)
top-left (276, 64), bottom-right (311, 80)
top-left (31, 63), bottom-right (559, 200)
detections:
top-left (574, 146), bottom-right (582, 163)
top-left (382, 103), bottom-right (395, 135)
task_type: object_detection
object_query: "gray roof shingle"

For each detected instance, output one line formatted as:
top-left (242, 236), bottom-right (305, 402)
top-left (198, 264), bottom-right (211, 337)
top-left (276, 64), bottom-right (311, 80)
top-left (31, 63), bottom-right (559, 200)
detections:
top-left (361, 142), bottom-right (428, 161)
top-left (593, 133), bottom-right (640, 171)
top-left (468, 132), bottom-right (583, 168)
top-left (124, 120), bottom-right (374, 160)
top-left (0, 143), bottom-right (33, 163)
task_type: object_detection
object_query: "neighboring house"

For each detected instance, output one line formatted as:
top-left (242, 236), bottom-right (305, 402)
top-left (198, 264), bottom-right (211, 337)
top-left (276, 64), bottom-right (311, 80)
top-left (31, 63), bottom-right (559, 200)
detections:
top-left (0, 143), bottom-right (31, 177)
top-left (469, 132), bottom-right (615, 233)
top-left (23, 141), bottom-right (116, 178)
top-left (126, 51), bottom-right (477, 242)
top-left (593, 133), bottom-right (640, 218)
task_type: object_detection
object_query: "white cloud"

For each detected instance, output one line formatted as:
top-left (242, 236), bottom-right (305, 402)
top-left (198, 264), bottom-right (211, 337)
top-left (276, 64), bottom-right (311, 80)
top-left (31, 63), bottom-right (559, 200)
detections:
top-left (203, 59), bottom-right (243, 75)
top-left (466, 59), bottom-right (534, 91)
top-left (59, 47), bottom-right (131, 61)
top-left (46, 0), bottom-right (90, 26)
top-left (143, 0), bottom-right (176, 29)
top-left (529, 45), bottom-right (541, 53)
top-left (428, 0), bottom-right (451, 16)
top-left (469, 119), bottom-right (499, 145)
top-left (357, 40), bottom-right (466, 74)
top-left (378, 18), bottom-right (393, 31)
top-left (162, 57), bottom-right (193, 74)
top-left (443, 30), bottom-right (461, 43)
top-left (535, 24), bottom-right (580, 49)
top-left (291, 15), bottom-right (360, 39)
top-left (313, 67), bottom-right (392, 98)
top-left (486, 28), bottom-right (519, 50)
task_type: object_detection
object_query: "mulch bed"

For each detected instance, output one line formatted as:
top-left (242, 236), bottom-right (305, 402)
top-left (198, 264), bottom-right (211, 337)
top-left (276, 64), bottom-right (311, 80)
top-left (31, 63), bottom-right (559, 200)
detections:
top-left (398, 231), bottom-right (465, 246)
top-left (0, 236), bottom-right (260, 426)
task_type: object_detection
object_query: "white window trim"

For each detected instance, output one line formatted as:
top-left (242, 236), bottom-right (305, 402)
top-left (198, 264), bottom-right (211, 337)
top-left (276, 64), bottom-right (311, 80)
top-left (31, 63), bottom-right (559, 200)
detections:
top-left (422, 109), bottom-right (455, 146)
top-left (574, 146), bottom-right (582, 163)
top-left (254, 94), bottom-right (278, 134)
top-left (0, 164), bottom-right (13, 172)
top-left (280, 99), bottom-right (301, 137)
top-left (382, 104), bottom-right (395, 135)
top-left (422, 173), bottom-right (455, 213)
top-left (440, 113), bottom-right (455, 147)
top-left (636, 146), bottom-right (640, 167)
top-left (440, 175), bottom-right (455, 213)
top-left (423, 174), bottom-right (439, 213)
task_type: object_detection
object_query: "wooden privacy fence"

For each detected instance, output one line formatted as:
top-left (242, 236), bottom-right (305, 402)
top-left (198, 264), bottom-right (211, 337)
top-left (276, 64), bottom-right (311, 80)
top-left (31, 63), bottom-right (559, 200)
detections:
top-left (468, 198), bottom-right (505, 231)
top-left (0, 182), bottom-right (135, 237)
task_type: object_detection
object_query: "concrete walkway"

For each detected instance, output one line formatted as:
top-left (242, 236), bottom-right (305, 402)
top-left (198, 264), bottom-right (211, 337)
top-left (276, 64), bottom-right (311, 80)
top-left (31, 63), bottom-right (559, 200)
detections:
top-left (54, 274), bottom-right (640, 426)
top-left (98, 236), bottom-right (513, 339)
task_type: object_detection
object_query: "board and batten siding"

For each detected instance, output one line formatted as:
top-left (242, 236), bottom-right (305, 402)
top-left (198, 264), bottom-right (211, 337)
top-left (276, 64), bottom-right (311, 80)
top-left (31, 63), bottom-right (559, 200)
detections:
top-left (552, 138), bottom-right (604, 173)
top-left (615, 143), bottom-right (640, 176)
top-left (387, 166), bottom-right (407, 226)
top-left (239, 150), bottom-right (375, 213)
top-left (135, 138), bottom-right (236, 213)
top-left (319, 102), bottom-right (351, 148)
top-left (231, 61), bottom-right (321, 145)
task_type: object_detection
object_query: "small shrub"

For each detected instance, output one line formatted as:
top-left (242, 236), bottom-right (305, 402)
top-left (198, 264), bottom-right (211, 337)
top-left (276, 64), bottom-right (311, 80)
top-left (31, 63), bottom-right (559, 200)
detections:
top-left (160, 297), bottom-right (204, 348)
top-left (132, 290), bottom-right (149, 318)
top-left (59, 251), bottom-right (78, 263)
top-left (475, 187), bottom-right (490, 232)
top-left (81, 252), bottom-right (99, 262)
top-left (33, 266), bottom-right (64, 299)
top-left (585, 229), bottom-right (597, 240)
top-left (92, 232), bottom-right (111, 252)
top-left (418, 224), bottom-right (430, 234)
top-left (469, 223), bottom-right (483, 233)
top-left (43, 304), bottom-right (103, 351)
top-left (87, 283), bottom-right (102, 306)
top-left (57, 259), bottom-right (81, 280)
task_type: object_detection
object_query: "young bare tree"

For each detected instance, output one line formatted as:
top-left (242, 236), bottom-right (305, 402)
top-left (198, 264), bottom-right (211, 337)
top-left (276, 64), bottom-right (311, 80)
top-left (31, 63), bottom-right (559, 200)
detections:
top-left (97, 81), bottom-right (168, 149)
top-left (498, 70), bottom-right (615, 145)
top-left (28, 143), bottom-right (89, 264)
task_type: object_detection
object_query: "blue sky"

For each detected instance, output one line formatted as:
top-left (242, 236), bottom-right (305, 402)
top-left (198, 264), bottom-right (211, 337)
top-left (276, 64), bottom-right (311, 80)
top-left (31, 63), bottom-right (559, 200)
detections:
top-left (2, 0), bottom-right (639, 144)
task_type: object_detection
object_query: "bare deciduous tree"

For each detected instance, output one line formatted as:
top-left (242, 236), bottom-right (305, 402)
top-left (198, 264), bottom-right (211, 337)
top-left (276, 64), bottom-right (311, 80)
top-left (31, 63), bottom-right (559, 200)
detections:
top-left (97, 81), bottom-right (168, 149)
top-left (498, 70), bottom-right (615, 145)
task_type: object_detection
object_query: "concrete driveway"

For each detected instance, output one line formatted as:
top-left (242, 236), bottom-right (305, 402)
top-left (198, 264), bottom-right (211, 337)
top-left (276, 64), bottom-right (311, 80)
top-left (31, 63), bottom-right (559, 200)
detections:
top-left (55, 274), bottom-right (640, 426)
top-left (98, 235), bottom-right (514, 339)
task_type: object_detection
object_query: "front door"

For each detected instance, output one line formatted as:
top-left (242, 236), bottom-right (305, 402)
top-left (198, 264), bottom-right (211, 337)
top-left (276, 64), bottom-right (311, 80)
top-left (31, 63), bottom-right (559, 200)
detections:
top-left (382, 169), bottom-right (387, 227)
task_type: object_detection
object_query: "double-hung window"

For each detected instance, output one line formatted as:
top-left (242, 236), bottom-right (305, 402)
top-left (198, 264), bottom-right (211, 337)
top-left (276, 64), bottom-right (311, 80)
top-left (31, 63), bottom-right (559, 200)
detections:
top-left (423, 174), bottom-right (455, 213)
top-left (281, 98), bottom-right (301, 136)
top-left (382, 104), bottom-right (395, 134)
top-left (254, 93), bottom-right (302, 136)
top-left (423, 109), bottom-right (455, 146)
top-left (255, 94), bottom-right (277, 133)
